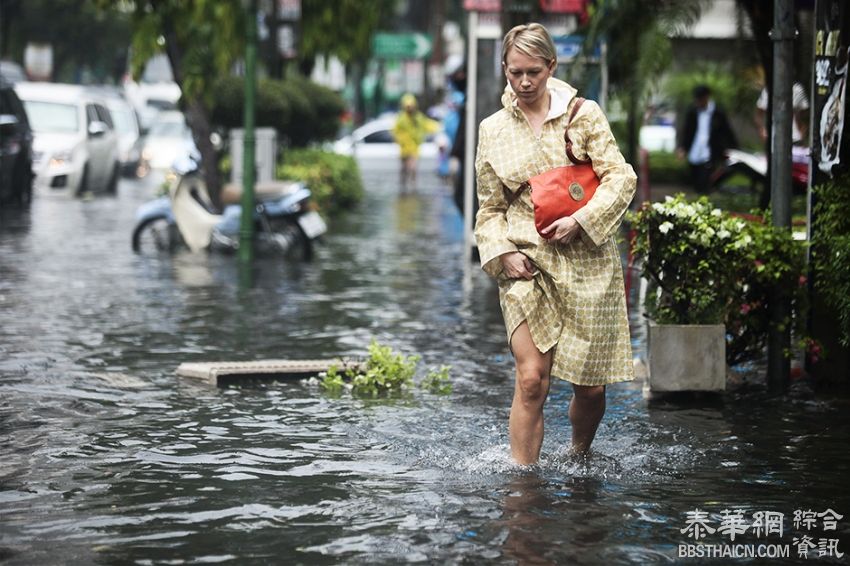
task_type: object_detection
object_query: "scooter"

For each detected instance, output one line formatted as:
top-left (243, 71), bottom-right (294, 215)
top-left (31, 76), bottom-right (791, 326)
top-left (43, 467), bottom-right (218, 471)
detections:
top-left (131, 153), bottom-right (327, 259)
top-left (711, 147), bottom-right (809, 206)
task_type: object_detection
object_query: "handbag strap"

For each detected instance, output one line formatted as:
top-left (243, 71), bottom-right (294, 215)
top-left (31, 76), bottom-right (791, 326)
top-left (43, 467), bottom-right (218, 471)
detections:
top-left (565, 97), bottom-right (591, 165)
top-left (503, 95), bottom-right (590, 205)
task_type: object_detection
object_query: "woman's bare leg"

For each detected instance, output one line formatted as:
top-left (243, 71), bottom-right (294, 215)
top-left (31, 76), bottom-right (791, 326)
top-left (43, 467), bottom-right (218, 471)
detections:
top-left (569, 384), bottom-right (606, 454)
top-left (509, 322), bottom-right (552, 465)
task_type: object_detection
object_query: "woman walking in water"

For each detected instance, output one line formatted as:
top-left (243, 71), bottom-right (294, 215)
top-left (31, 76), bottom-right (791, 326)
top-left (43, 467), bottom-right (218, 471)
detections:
top-left (474, 23), bottom-right (636, 464)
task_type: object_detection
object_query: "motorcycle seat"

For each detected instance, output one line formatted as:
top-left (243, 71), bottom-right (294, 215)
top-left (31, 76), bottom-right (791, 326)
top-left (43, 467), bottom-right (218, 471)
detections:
top-left (220, 181), bottom-right (303, 205)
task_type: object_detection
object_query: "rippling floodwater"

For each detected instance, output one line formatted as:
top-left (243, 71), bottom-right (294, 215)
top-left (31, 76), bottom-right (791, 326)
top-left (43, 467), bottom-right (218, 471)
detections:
top-left (1, 161), bottom-right (849, 565)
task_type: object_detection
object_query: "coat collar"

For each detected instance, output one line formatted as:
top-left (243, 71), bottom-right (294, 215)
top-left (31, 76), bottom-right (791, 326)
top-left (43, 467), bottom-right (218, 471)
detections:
top-left (501, 77), bottom-right (578, 121)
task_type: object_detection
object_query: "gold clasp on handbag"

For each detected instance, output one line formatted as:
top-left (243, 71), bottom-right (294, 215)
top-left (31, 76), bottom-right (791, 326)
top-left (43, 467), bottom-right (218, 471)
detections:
top-left (568, 182), bottom-right (585, 201)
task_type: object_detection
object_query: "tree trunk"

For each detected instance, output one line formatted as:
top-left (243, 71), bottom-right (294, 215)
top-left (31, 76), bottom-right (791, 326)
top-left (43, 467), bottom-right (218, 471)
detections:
top-left (350, 61), bottom-right (366, 126)
top-left (160, 19), bottom-right (222, 204)
top-left (739, 0), bottom-right (774, 209)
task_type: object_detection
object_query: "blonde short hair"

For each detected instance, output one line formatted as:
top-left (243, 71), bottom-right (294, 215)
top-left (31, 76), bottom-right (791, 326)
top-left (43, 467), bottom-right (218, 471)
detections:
top-left (501, 23), bottom-right (557, 68)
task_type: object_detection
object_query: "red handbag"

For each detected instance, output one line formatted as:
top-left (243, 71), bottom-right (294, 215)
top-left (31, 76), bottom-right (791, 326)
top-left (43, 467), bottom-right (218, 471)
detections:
top-left (523, 97), bottom-right (600, 238)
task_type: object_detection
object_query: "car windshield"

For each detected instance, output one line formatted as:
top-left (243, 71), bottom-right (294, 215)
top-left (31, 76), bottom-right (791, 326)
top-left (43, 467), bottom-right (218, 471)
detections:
top-left (148, 120), bottom-right (186, 138)
top-left (109, 107), bottom-right (136, 135)
top-left (23, 100), bottom-right (79, 133)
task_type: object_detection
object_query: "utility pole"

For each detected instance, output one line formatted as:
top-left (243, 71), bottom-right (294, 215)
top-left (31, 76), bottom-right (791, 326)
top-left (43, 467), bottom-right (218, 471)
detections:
top-left (767, 0), bottom-right (794, 391)
top-left (239, 0), bottom-right (258, 265)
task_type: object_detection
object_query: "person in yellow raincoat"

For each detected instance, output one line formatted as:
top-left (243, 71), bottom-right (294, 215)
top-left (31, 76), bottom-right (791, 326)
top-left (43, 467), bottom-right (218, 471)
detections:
top-left (474, 23), bottom-right (636, 464)
top-left (393, 93), bottom-right (440, 190)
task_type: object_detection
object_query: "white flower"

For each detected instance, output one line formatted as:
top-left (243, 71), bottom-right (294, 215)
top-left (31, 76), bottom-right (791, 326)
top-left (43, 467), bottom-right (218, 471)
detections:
top-left (705, 227), bottom-right (716, 237)
top-left (659, 221), bottom-right (674, 234)
top-left (717, 229), bottom-right (731, 239)
top-left (711, 208), bottom-right (722, 217)
top-left (652, 202), bottom-right (667, 213)
top-left (732, 234), bottom-right (753, 249)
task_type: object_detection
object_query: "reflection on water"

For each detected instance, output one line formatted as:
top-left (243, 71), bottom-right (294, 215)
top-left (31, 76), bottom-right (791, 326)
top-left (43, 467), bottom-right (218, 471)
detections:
top-left (1, 162), bottom-right (849, 564)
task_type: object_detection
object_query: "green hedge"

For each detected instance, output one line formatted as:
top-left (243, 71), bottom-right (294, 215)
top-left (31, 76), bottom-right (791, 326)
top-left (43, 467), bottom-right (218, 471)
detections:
top-left (210, 76), bottom-right (344, 147)
top-left (646, 151), bottom-right (689, 184)
top-left (811, 174), bottom-right (850, 346)
top-left (278, 148), bottom-right (364, 215)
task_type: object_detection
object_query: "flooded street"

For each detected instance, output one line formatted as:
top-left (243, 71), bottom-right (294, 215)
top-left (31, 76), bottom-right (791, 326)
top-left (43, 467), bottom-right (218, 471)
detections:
top-left (1, 160), bottom-right (849, 565)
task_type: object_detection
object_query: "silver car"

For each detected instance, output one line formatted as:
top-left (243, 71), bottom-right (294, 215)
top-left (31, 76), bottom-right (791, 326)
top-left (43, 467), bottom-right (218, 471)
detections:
top-left (14, 82), bottom-right (120, 196)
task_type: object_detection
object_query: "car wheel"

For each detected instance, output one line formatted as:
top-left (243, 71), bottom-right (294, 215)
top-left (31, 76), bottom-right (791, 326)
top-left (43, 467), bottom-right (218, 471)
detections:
top-left (76, 164), bottom-right (90, 197)
top-left (12, 155), bottom-right (33, 206)
top-left (105, 163), bottom-right (119, 195)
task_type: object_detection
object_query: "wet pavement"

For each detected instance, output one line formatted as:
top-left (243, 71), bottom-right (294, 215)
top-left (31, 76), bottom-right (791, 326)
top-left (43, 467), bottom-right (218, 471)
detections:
top-left (1, 160), bottom-right (849, 565)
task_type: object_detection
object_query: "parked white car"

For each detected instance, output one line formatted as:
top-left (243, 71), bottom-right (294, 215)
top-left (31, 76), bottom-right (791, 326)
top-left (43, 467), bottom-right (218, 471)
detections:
top-left (101, 91), bottom-right (142, 176)
top-left (14, 82), bottom-right (120, 196)
top-left (331, 114), bottom-right (440, 159)
top-left (640, 124), bottom-right (678, 152)
top-left (137, 110), bottom-right (196, 174)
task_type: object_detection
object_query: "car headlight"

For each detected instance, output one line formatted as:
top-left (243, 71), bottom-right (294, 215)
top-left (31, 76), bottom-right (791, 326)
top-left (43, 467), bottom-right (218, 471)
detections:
top-left (49, 150), bottom-right (74, 168)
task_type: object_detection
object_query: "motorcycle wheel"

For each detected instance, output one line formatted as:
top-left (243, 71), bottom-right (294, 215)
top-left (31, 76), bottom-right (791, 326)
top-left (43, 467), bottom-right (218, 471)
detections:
top-left (272, 218), bottom-right (313, 261)
top-left (132, 215), bottom-right (176, 254)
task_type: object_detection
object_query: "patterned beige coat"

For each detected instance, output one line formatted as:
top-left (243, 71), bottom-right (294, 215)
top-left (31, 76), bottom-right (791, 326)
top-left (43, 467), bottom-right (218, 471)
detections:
top-left (474, 78), bottom-right (636, 386)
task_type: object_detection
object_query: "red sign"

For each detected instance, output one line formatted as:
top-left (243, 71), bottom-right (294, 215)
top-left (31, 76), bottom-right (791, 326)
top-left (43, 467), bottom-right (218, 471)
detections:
top-left (464, 0), bottom-right (501, 11)
top-left (540, 0), bottom-right (586, 13)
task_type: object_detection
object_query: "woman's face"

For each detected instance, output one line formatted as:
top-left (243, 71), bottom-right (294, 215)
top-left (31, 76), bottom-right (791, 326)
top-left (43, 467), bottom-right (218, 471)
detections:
top-left (503, 47), bottom-right (553, 108)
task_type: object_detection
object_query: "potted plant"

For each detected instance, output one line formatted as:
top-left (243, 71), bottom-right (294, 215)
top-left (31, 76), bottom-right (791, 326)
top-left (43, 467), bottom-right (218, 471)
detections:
top-left (629, 194), bottom-right (809, 392)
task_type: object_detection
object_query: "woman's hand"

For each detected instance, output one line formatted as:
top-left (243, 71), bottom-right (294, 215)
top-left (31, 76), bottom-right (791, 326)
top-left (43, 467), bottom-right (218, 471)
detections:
top-left (500, 252), bottom-right (537, 280)
top-left (540, 216), bottom-right (582, 244)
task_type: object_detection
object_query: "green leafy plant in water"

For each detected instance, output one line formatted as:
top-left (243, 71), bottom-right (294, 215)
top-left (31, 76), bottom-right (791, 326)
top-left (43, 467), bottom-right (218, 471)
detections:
top-left (318, 364), bottom-right (346, 394)
top-left (320, 341), bottom-right (452, 397)
top-left (421, 365), bottom-right (453, 394)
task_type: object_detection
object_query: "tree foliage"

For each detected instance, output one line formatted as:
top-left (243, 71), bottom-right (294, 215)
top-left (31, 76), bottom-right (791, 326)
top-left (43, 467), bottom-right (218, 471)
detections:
top-left (95, 0), bottom-right (247, 198)
top-left (299, 0), bottom-right (398, 67)
top-left (580, 0), bottom-right (708, 165)
top-left (1, 0), bottom-right (131, 83)
top-left (100, 0), bottom-right (244, 104)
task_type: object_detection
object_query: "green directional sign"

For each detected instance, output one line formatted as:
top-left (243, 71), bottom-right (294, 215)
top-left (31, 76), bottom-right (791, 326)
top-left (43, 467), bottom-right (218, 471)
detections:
top-left (372, 32), bottom-right (432, 59)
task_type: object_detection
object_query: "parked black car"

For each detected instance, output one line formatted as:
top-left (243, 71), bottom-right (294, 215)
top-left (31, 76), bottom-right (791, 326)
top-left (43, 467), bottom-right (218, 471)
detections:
top-left (0, 77), bottom-right (33, 206)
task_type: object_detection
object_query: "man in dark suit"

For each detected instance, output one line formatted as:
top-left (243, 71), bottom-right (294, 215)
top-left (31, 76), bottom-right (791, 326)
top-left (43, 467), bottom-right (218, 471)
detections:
top-left (676, 84), bottom-right (738, 193)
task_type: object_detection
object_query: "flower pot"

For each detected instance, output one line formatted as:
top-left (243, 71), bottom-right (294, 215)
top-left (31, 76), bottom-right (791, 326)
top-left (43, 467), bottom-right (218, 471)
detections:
top-left (647, 323), bottom-right (726, 392)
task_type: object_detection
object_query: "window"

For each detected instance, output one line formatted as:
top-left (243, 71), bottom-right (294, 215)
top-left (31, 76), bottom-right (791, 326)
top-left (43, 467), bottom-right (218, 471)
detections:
top-left (94, 104), bottom-right (114, 129)
top-left (86, 104), bottom-right (98, 126)
top-left (363, 130), bottom-right (394, 144)
top-left (23, 101), bottom-right (79, 133)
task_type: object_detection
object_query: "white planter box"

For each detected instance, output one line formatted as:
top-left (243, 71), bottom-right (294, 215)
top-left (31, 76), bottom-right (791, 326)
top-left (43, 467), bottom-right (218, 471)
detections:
top-left (648, 323), bottom-right (726, 392)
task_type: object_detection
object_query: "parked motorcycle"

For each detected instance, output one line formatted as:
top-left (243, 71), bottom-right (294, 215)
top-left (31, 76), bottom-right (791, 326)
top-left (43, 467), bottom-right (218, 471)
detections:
top-left (711, 146), bottom-right (809, 207)
top-left (131, 153), bottom-right (327, 259)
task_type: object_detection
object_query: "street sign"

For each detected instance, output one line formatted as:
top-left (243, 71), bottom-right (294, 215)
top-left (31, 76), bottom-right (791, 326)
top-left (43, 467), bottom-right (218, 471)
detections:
top-left (372, 32), bottom-right (432, 59)
top-left (553, 35), bottom-right (600, 62)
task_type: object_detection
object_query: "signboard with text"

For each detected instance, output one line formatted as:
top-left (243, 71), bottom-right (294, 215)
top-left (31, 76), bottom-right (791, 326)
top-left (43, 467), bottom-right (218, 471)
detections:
top-left (372, 33), bottom-right (432, 60)
top-left (813, 0), bottom-right (849, 177)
